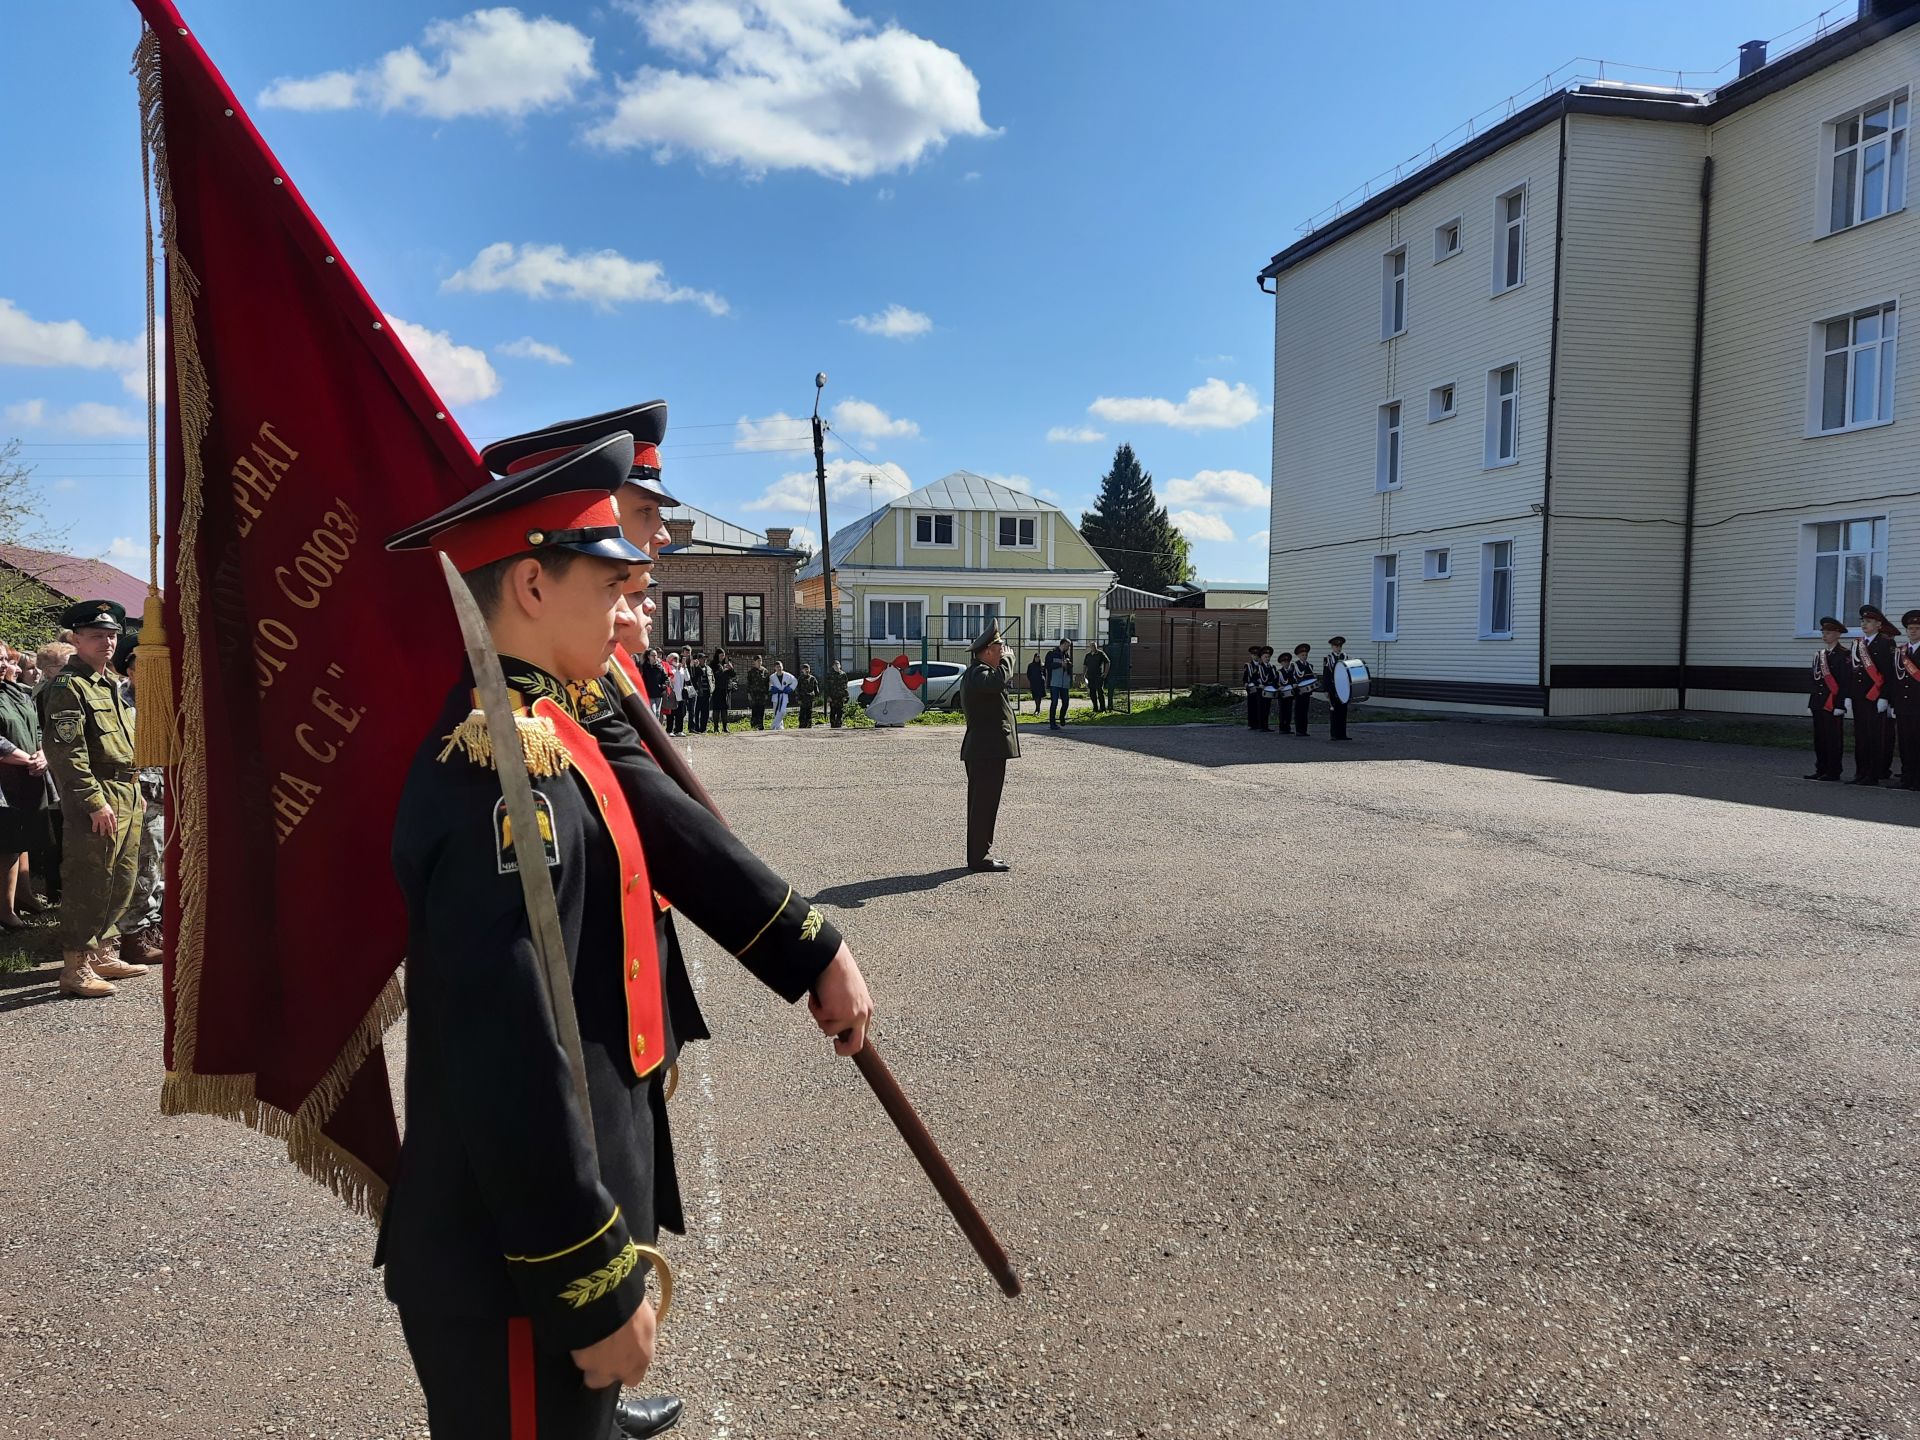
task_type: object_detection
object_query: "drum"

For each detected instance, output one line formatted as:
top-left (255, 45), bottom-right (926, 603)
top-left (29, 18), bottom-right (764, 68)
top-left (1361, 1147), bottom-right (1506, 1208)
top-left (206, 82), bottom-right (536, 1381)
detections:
top-left (1331, 657), bottom-right (1371, 705)
top-left (1261, 685), bottom-right (1278, 697)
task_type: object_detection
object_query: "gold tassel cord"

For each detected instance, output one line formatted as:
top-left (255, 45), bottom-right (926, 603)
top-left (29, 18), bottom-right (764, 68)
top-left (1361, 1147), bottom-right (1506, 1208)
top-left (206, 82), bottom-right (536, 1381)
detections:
top-left (133, 36), bottom-right (174, 770)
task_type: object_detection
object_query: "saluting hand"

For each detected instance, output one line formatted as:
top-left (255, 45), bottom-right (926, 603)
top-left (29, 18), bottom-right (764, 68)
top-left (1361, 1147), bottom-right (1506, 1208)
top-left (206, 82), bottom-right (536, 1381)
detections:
top-left (808, 943), bottom-right (873, 1056)
top-left (571, 1296), bottom-right (657, 1390)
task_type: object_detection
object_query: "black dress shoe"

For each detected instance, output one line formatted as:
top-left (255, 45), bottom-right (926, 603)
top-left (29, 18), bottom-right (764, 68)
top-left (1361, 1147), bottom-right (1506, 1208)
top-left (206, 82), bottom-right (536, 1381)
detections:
top-left (616, 1394), bottom-right (684, 1438)
top-left (968, 858), bottom-right (1011, 873)
top-left (1849, 777), bottom-right (1878, 786)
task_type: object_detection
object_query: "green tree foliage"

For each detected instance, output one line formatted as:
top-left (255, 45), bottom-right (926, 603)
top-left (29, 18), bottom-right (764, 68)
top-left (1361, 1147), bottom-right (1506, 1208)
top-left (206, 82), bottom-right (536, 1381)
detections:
top-left (0, 441), bottom-right (74, 651)
top-left (1078, 443), bottom-right (1193, 592)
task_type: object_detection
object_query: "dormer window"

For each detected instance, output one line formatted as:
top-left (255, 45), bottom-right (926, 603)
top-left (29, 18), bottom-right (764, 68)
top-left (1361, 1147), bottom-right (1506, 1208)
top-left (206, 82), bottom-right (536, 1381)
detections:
top-left (997, 515), bottom-right (1037, 549)
top-left (913, 513), bottom-right (956, 546)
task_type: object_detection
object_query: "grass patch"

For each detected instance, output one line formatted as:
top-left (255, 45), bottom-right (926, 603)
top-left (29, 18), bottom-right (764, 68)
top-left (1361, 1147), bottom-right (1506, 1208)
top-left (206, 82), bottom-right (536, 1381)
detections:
top-left (0, 915), bottom-right (62, 975)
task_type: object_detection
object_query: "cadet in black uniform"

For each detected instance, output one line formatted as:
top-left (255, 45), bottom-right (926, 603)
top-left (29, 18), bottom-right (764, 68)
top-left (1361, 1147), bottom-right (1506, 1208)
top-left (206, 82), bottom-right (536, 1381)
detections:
top-left (1847, 604), bottom-right (1896, 785)
top-left (1806, 616), bottom-right (1849, 782)
top-left (1895, 609), bottom-right (1920, 791)
top-left (381, 436), bottom-right (872, 1439)
top-left (1322, 636), bottom-right (1351, 741)
top-left (1288, 644), bottom-right (1314, 736)
top-left (1243, 647), bottom-right (1265, 731)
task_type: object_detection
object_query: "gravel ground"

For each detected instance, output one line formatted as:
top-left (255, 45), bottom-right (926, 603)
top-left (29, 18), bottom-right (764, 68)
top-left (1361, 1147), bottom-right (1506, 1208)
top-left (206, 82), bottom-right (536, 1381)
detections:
top-left (2, 717), bottom-right (1916, 1439)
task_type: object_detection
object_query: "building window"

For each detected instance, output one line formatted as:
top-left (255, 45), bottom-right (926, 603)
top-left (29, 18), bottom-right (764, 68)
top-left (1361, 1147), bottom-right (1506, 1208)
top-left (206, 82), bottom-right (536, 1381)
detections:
top-left (1484, 364), bottom-right (1519, 466)
top-left (867, 598), bottom-right (924, 641)
top-left (1372, 554), bottom-right (1399, 640)
top-left (996, 515), bottom-right (1036, 549)
top-left (1434, 217), bottom-right (1462, 263)
top-left (946, 600), bottom-right (1002, 640)
top-left (1428, 383), bottom-right (1455, 422)
top-left (1028, 601), bottom-right (1082, 642)
top-left (1493, 185), bottom-right (1526, 292)
top-left (1480, 541), bottom-right (1515, 638)
top-left (663, 592), bottom-right (702, 646)
top-left (1813, 302), bottom-right (1898, 432)
top-left (724, 593), bottom-right (764, 644)
top-left (913, 513), bottom-right (956, 547)
top-left (1807, 516), bottom-right (1887, 629)
top-left (1376, 401), bottom-right (1403, 491)
top-left (1825, 93), bottom-right (1908, 234)
top-left (1381, 247), bottom-right (1408, 338)
top-left (1423, 547), bottom-right (1451, 580)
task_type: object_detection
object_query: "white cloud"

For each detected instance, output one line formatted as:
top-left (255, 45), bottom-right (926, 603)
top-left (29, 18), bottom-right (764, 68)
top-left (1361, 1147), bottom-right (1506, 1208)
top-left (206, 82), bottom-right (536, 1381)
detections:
top-left (0, 299), bottom-right (141, 372)
top-left (1165, 468), bottom-right (1269, 510)
top-left (1045, 424), bottom-right (1105, 444)
top-left (962, 170), bottom-right (981, 182)
top-left (495, 336), bottom-right (574, 365)
top-left (445, 241), bottom-right (729, 315)
top-left (733, 412), bottom-right (813, 452)
top-left (746, 457), bottom-right (909, 513)
top-left (106, 536), bottom-right (143, 560)
top-left (786, 523), bottom-right (819, 551)
top-left (875, 187), bottom-right (894, 202)
top-left (847, 304), bottom-right (931, 339)
top-left (3, 399), bottom-right (143, 437)
top-left (260, 8), bottom-right (597, 119)
top-left (588, 0), bottom-right (993, 180)
top-left (829, 397), bottom-right (917, 441)
top-left (1247, 529), bottom-right (1270, 548)
top-left (1088, 377), bottom-right (1263, 432)
top-left (385, 315), bottom-right (502, 405)
top-left (1170, 509), bottom-right (1235, 543)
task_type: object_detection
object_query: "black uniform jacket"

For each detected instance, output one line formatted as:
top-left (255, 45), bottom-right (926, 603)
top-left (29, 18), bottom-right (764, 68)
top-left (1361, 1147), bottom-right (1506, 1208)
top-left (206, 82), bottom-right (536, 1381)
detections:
top-left (1810, 642), bottom-right (1849, 713)
top-left (1849, 632), bottom-right (1896, 707)
top-left (382, 660), bottom-right (842, 1352)
top-left (1893, 640), bottom-right (1920, 713)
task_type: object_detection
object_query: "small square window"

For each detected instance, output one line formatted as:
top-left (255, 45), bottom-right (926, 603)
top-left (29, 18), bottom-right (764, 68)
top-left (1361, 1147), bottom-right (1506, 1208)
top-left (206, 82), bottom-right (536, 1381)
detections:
top-left (914, 513), bottom-right (955, 546)
top-left (1423, 547), bottom-right (1451, 580)
top-left (1428, 384), bottom-right (1456, 422)
top-left (997, 515), bottom-right (1036, 548)
top-left (1434, 217), bottom-right (1462, 263)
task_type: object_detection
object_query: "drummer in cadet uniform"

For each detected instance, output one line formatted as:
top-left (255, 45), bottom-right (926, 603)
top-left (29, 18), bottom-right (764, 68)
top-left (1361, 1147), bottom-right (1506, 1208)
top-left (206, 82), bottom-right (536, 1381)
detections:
top-left (1242, 646), bottom-right (1265, 731)
top-left (42, 600), bottom-right (159, 998)
top-left (1321, 635), bottom-right (1352, 742)
top-left (1287, 643), bottom-right (1314, 736)
top-left (380, 435), bottom-right (873, 1438)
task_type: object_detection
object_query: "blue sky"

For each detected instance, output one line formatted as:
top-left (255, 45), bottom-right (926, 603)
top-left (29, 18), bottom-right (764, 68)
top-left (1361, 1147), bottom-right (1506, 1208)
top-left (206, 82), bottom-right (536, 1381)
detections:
top-left (2, 0), bottom-right (1821, 584)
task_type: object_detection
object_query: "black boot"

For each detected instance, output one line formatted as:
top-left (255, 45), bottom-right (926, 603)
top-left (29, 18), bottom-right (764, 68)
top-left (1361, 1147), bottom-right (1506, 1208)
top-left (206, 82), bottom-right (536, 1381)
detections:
top-left (615, 1394), bottom-right (684, 1437)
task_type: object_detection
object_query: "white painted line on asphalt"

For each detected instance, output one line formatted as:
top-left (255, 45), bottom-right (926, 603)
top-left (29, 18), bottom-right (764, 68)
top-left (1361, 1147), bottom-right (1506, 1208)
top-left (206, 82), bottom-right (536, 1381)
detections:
top-left (682, 942), bottom-right (734, 1440)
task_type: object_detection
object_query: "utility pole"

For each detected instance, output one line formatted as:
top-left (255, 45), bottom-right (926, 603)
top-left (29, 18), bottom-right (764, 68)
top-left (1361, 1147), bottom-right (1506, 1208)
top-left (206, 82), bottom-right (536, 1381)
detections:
top-left (811, 372), bottom-right (837, 670)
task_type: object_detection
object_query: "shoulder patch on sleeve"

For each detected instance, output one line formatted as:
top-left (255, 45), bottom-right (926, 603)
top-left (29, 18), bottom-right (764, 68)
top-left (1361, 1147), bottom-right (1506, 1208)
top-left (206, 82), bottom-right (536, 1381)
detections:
top-left (496, 791), bottom-right (561, 875)
top-left (52, 711), bottom-right (83, 744)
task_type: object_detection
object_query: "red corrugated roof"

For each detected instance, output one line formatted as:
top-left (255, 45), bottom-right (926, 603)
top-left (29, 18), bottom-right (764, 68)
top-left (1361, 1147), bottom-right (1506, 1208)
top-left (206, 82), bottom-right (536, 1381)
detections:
top-left (0, 544), bottom-right (151, 612)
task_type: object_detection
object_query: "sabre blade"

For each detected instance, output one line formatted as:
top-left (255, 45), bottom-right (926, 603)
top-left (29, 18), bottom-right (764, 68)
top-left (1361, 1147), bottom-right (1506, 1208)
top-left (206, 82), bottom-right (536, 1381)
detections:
top-left (435, 552), bottom-right (598, 1163)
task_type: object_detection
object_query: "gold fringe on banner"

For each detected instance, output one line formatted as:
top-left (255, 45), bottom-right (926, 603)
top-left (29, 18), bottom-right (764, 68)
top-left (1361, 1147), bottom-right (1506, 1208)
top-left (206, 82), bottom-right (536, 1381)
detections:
top-left (136, 27), bottom-right (401, 1220)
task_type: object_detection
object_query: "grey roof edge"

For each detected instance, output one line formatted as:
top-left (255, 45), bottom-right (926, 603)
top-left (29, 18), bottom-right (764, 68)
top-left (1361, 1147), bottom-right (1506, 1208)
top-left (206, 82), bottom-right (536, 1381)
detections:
top-left (1258, 6), bottom-right (1920, 284)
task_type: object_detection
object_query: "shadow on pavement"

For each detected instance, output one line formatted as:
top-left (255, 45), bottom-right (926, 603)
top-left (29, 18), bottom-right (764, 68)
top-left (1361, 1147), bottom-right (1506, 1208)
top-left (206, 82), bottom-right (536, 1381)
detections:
top-left (811, 866), bottom-right (973, 910)
top-left (1053, 718), bottom-right (1920, 828)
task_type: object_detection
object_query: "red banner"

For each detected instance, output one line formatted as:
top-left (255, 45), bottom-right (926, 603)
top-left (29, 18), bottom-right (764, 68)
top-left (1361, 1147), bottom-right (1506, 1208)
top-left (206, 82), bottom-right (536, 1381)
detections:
top-left (135, 0), bottom-right (487, 1212)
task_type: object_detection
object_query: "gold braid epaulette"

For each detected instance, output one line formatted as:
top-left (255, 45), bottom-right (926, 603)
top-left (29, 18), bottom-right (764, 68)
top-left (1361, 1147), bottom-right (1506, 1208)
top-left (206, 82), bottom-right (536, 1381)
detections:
top-left (436, 710), bottom-right (575, 778)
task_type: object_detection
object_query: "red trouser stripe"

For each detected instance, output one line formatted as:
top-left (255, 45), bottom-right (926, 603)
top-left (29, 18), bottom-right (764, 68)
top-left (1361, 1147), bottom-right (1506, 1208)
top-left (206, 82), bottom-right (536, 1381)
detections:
top-left (507, 1317), bottom-right (537, 1439)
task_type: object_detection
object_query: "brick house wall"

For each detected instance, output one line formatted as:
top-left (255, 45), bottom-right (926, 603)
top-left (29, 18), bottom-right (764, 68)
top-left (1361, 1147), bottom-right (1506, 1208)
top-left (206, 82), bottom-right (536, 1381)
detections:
top-left (652, 518), bottom-right (802, 662)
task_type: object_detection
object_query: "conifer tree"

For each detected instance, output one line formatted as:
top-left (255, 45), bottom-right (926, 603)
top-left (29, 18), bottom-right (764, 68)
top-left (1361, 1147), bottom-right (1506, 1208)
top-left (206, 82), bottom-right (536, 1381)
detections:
top-left (1078, 443), bottom-right (1192, 591)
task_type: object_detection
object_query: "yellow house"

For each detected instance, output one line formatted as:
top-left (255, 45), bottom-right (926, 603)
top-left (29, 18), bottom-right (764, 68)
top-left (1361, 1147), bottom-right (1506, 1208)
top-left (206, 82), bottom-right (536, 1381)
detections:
top-left (796, 472), bottom-right (1116, 669)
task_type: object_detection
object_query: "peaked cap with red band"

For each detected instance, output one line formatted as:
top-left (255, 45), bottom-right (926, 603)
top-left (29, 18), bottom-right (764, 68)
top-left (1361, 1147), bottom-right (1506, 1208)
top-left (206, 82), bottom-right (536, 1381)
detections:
top-left (479, 400), bottom-right (677, 508)
top-left (383, 433), bottom-right (650, 572)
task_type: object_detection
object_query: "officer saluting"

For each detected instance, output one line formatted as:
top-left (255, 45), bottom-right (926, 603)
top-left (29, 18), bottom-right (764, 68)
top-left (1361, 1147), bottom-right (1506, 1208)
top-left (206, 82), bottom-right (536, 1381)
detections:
top-left (42, 600), bottom-right (157, 998)
top-left (960, 626), bottom-right (1018, 872)
top-left (381, 433), bottom-right (871, 1437)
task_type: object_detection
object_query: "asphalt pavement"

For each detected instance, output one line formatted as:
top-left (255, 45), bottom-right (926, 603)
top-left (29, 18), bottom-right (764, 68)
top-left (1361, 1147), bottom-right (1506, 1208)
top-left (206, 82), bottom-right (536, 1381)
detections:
top-left (2, 716), bottom-right (1915, 1439)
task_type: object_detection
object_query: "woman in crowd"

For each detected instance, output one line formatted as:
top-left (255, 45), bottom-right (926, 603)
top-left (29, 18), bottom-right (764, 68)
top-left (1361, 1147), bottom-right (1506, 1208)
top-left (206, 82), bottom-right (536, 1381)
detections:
top-left (30, 640), bottom-right (73, 904)
top-left (639, 648), bottom-right (670, 715)
top-left (709, 646), bottom-right (736, 732)
top-left (0, 648), bottom-right (52, 927)
top-left (687, 650), bottom-right (712, 732)
top-left (1025, 651), bottom-right (1046, 714)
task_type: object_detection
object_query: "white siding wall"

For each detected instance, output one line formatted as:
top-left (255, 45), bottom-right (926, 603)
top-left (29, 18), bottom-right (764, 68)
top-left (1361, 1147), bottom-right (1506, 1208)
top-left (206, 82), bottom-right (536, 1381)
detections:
top-left (1269, 121), bottom-right (1561, 704)
top-left (1547, 115), bottom-right (1707, 712)
top-left (1692, 30), bottom-right (1920, 709)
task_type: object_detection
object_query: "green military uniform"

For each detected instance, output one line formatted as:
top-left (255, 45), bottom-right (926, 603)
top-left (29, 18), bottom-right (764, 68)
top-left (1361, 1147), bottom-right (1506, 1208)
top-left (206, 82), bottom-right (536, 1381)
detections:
top-left (42, 602), bottom-right (146, 973)
top-left (745, 661), bottom-right (771, 729)
top-left (826, 664), bottom-right (850, 728)
top-left (959, 628), bottom-right (1019, 872)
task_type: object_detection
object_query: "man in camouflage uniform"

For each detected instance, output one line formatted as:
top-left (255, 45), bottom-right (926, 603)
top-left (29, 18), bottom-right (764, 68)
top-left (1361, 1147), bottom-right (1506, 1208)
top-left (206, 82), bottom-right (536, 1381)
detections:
top-left (42, 601), bottom-right (156, 998)
top-left (826, 660), bottom-right (850, 728)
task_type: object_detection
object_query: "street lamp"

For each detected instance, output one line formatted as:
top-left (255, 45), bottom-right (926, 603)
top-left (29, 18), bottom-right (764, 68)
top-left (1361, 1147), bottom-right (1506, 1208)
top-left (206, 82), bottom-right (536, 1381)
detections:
top-left (810, 372), bottom-right (837, 671)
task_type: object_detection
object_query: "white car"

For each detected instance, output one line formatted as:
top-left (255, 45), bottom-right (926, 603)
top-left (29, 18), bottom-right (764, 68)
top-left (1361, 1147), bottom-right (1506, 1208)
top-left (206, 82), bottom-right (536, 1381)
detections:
top-left (902, 660), bottom-right (968, 709)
